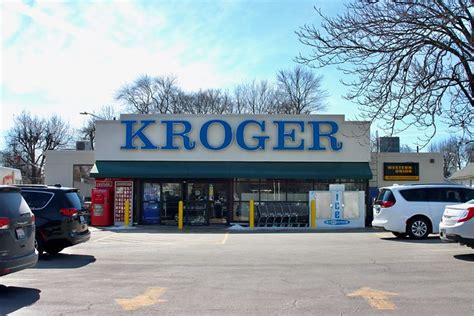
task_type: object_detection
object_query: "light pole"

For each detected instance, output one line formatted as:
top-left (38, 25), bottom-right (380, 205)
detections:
top-left (79, 111), bottom-right (103, 120)
top-left (79, 112), bottom-right (103, 150)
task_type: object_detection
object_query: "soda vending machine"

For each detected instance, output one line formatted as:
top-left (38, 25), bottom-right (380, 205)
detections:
top-left (142, 182), bottom-right (160, 224)
top-left (91, 188), bottom-right (113, 226)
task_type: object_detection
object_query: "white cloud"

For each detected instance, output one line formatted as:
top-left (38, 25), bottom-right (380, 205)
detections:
top-left (2, 1), bottom-right (251, 98)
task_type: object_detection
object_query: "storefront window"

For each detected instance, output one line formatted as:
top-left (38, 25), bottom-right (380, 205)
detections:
top-left (233, 181), bottom-right (259, 221)
top-left (339, 180), bottom-right (365, 191)
top-left (260, 180), bottom-right (285, 202)
top-left (314, 182), bottom-right (330, 191)
top-left (286, 181), bottom-right (313, 202)
top-left (233, 202), bottom-right (249, 222)
top-left (234, 181), bottom-right (259, 202)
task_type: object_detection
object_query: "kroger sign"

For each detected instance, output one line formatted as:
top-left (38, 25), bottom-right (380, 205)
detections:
top-left (121, 119), bottom-right (343, 152)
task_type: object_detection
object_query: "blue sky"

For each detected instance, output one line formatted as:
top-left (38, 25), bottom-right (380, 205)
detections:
top-left (0, 0), bottom-right (456, 149)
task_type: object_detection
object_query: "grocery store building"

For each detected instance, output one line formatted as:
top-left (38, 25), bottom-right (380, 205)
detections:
top-left (88, 114), bottom-right (372, 227)
top-left (45, 113), bottom-right (445, 228)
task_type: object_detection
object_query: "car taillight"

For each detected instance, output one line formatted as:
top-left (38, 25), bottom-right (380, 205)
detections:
top-left (60, 208), bottom-right (77, 217)
top-left (0, 217), bottom-right (10, 229)
top-left (458, 207), bottom-right (474, 223)
top-left (31, 214), bottom-right (35, 224)
top-left (378, 201), bottom-right (395, 208)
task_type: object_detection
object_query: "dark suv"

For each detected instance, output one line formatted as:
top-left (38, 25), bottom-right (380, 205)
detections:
top-left (0, 185), bottom-right (38, 276)
top-left (17, 185), bottom-right (91, 256)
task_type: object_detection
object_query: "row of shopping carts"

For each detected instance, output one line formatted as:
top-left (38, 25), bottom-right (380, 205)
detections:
top-left (255, 203), bottom-right (309, 227)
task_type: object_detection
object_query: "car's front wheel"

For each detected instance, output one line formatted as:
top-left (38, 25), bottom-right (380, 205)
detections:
top-left (407, 217), bottom-right (430, 239)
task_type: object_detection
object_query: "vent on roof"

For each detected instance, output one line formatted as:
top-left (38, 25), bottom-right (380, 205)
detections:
top-left (378, 137), bottom-right (400, 153)
top-left (76, 141), bottom-right (92, 151)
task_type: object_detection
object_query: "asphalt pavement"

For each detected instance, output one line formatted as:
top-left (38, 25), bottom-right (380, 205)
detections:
top-left (1, 226), bottom-right (473, 315)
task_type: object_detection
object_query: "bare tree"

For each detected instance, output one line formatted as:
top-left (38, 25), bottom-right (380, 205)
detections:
top-left (276, 66), bottom-right (327, 114)
top-left (116, 75), bottom-right (154, 114)
top-left (153, 76), bottom-right (180, 114)
top-left (231, 84), bottom-right (248, 114)
top-left (428, 136), bottom-right (471, 177)
top-left (116, 75), bottom-right (180, 114)
top-left (400, 144), bottom-right (414, 153)
top-left (3, 111), bottom-right (72, 183)
top-left (79, 105), bottom-right (118, 150)
top-left (232, 80), bottom-right (278, 114)
top-left (182, 89), bottom-right (232, 114)
top-left (296, 0), bottom-right (474, 144)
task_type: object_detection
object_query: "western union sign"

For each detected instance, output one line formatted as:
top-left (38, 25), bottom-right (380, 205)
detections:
top-left (383, 163), bottom-right (419, 181)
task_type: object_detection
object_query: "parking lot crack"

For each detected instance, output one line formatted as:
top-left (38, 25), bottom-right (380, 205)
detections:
top-left (281, 299), bottom-right (298, 312)
top-left (59, 303), bottom-right (93, 316)
top-left (370, 258), bottom-right (391, 272)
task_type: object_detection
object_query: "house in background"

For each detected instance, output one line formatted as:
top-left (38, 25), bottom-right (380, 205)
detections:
top-left (449, 162), bottom-right (474, 187)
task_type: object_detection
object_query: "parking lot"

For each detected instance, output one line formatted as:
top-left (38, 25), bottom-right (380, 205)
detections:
top-left (1, 226), bottom-right (473, 315)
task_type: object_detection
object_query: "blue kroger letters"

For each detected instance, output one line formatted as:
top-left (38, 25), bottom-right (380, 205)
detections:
top-left (308, 121), bottom-right (343, 151)
top-left (273, 121), bottom-right (305, 151)
top-left (200, 120), bottom-right (232, 150)
top-left (161, 120), bottom-right (196, 150)
top-left (120, 118), bottom-right (343, 152)
top-left (121, 120), bottom-right (157, 149)
top-left (236, 120), bottom-right (269, 150)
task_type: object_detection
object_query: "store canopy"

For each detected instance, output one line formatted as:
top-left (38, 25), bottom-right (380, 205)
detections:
top-left (91, 161), bottom-right (372, 180)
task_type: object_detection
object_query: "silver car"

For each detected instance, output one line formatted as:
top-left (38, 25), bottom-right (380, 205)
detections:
top-left (0, 185), bottom-right (38, 276)
top-left (439, 199), bottom-right (474, 249)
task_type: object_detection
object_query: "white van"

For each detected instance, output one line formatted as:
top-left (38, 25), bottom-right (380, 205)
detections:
top-left (372, 184), bottom-right (474, 239)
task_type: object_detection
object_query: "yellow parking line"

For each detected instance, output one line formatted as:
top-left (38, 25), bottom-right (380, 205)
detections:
top-left (219, 232), bottom-right (229, 245)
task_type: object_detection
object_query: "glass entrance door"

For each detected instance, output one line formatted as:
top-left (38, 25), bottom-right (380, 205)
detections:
top-left (184, 182), bottom-right (229, 225)
top-left (185, 183), bottom-right (208, 225)
top-left (161, 183), bottom-right (181, 225)
top-left (208, 183), bottom-right (228, 224)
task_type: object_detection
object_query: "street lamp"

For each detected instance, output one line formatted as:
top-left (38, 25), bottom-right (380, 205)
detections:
top-left (79, 111), bottom-right (103, 120)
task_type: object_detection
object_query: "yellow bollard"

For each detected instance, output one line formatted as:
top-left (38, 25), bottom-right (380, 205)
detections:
top-left (178, 201), bottom-right (183, 230)
top-left (310, 199), bottom-right (316, 228)
top-left (249, 200), bottom-right (255, 229)
top-left (124, 199), bottom-right (130, 226)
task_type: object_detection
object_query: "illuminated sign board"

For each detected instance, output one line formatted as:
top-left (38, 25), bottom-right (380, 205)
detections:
top-left (383, 163), bottom-right (419, 181)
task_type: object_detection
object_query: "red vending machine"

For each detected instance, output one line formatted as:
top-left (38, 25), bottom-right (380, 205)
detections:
top-left (114, 181), bottom-right (134, 225)
top-left (91, 188), bottom-right (113, 226)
